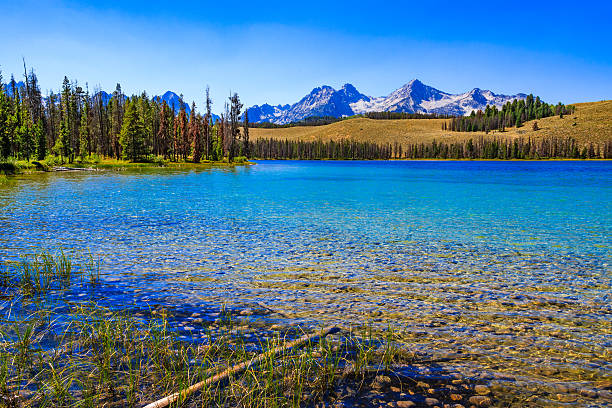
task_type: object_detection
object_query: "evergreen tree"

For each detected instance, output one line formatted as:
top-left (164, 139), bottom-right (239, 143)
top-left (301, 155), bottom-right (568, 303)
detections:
top-left (177, 103), bottom-right (188, 160)
top-left (60, 77), bottom-right (72, 159)
top-left (110, 83), bottom-right (124, 159)
top-left (0, 70), bottom-right (11, 159)
top-left (204, 86), bottom-right (212, 160)
top-left (18, 102), bottom-right (34, 161)
top-left (35, 119), bottom-right (46, 160)
top-left (79, 96), bottom-right (90, 159)
top-left (243, 109), bottom-right (250, 158)
top-left (228, 93), bottom-right (242, 161)
top-left (157, 101), bottom-right (170, 159)
top-left (189, 103), bottom-right (202, 162)
top-left (119, 100), bottom-right (148, 161)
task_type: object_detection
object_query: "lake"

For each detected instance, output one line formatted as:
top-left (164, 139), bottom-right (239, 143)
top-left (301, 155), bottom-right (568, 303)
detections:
top-left (1, 160), bottom-right (610, 405)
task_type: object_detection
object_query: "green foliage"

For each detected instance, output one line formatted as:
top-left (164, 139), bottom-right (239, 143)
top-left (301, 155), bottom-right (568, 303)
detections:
top-left (449, 95), bottom-right (574, 132)
top-left (232, 155), bottom-right (248, 163)
top-left (35, 119), bottom-right (46, 160)
top-left (119, 100), bottom-right (149, 162)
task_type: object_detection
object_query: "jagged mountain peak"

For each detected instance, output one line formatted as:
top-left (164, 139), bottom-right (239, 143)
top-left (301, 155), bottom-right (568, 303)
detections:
top-left (155, 91), bottom-right (190, 114)
top-left (247, 80), bottom-right (527, 124)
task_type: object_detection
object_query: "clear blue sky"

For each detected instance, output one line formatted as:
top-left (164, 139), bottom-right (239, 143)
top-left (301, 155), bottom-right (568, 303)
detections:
top-left (1, 0), bottom-right (611, 112)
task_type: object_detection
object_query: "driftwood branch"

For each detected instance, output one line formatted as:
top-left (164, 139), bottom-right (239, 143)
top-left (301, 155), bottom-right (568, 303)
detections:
top-left (142, 326), bottom-right (340, 408)
top-left (52, 166), bottom-right (97, 172)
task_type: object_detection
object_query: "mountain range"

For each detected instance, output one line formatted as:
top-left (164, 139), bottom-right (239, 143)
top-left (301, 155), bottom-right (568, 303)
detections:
top-left (2, 82), bottom-right (192, 115)
top-left (247, 80), bottom-right (527, 124)
top-left (4, 79), bottom-right (527, 124)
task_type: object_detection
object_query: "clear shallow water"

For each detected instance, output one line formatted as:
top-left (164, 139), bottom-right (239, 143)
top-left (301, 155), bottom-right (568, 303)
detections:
top-left (1, 161), bottom-right (611, 404)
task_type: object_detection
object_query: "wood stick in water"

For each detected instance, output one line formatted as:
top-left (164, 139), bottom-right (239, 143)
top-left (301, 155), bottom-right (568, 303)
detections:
top-left (142, 325), bottom-right (340, 408)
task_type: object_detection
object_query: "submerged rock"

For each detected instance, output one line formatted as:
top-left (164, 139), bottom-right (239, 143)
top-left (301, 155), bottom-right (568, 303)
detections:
top-left (468, 395), bottom-right (491, 406)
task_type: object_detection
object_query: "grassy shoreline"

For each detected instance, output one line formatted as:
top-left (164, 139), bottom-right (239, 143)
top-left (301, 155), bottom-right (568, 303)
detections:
top-left (0, 157), bottom-right (254, 175)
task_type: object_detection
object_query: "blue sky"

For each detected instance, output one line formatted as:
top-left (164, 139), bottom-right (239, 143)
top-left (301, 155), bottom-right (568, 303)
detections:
top-left (1, 0), bottom-right (611, 111)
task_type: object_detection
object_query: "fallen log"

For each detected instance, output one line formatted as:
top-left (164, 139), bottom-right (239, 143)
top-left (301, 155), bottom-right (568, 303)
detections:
top-left (52, 166), bottom-right (97, 171)
top-left (142, 326), bottom-right (340, 408)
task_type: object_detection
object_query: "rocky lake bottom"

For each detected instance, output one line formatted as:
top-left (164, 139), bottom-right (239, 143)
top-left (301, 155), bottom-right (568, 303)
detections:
top-left (0, 160), bottom-right (610, 407)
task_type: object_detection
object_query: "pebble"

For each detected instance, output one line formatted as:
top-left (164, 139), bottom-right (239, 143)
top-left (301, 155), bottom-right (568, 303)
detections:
top-left (375, 375), bottom-right (392, 384)
top-left (556, 394), bottom-right (577, 403)
top-left (468, 396), bottom-right (491, 406)
top-left (599, 390), bottom-right (612, 400)
top-left (425, 397), bottom-right (440, 406)
top-left (579, 388), bottom-right (597, 398)
top-left (474, 385), bottom-right (490, 395)
top-left (240, 308), bottom-right (253, 316)
top-left (396, 402), bottom-right (415, 408)
top-left (450, 393), bottom-right (463, 401)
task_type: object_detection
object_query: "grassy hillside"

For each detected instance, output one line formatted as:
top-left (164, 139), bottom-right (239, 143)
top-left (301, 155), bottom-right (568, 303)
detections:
top-left (249, 100), bottom-right (612, 147)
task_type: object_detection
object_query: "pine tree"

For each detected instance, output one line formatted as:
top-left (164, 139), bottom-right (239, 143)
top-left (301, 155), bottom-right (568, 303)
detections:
top-left (177, 103), bottom-right (188, 160)
top-left (35, 119), bottom-right (46, 160)
top-left (60, 77), bottom-right (72, 160)
top-left (0, 70), bottom-right (11, 159)
top-left (18, 102), bottom-right (34, 161)
top-left (243, 109), bottom-right (250, 158)
top-left (204, 86), bottom-right (212, 160)
top-left (110, 83), bottom-right (124, 159)
top-left (228, 93), bottom-right (242, 161)
top-left (189, 103), bottom-right (202, 162)
top-left (119, 100), bottom-right (148, 161)
top-left (157, 102), bottom-right (169, 159)
top-left (79, 97), bottom-right (90, 159)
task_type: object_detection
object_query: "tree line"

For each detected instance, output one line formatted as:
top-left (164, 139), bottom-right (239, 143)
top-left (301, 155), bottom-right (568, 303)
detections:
top-left (0, 68), bottom-right (250, 163)
top-left (249, 112), bottom-right (454, 129)
top-left (249, 137), bottom-right (611, 160)
top-left (365, 112), bottom-right (453, 120)
top-left (249, 138), bottom-right (395, 160)
top-left (445, 95), bottom-right (575, 132)
top-left (248, 115), bottom-right (352, 129)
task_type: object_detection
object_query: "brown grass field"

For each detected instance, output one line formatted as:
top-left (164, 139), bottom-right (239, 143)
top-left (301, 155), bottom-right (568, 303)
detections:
top-left (249, 100), bottom-right (612, 147)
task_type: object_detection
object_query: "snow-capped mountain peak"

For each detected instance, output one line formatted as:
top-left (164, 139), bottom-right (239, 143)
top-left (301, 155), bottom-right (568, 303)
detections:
top-left (247, 80), bottom-right (527, 124)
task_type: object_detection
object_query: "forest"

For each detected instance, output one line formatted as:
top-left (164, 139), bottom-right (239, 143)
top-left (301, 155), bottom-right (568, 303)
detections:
top-left (446, 95), bottom-right (575, 132)
top-left (249, 137), bottom-right (612, 160)
top-left (0, 68), bottom-right (250, 164)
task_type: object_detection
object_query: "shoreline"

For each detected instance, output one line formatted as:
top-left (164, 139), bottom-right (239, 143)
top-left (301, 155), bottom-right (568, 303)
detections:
top-left (0, 159), bottom-right (255, 175)
top-left (2, 157), bottom-right (610, 176)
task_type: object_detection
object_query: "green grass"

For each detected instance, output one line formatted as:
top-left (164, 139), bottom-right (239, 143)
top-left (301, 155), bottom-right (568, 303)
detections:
top-left (0, 155), bottom-right (253, 175)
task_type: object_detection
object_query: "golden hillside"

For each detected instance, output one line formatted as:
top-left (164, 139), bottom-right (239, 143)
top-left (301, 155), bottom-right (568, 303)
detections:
top-left (249, 100), bottom-right (612, 147)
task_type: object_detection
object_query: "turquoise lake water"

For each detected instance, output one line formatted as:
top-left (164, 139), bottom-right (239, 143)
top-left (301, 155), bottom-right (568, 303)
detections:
top-left (0, 160), bottom-right (610, 404)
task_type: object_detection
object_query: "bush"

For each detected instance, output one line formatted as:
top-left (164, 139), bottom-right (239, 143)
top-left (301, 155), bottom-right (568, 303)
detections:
top-left (232, 156), bottom-right (248, 163)
top-left (152, 156), bottom-right (168, 166)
